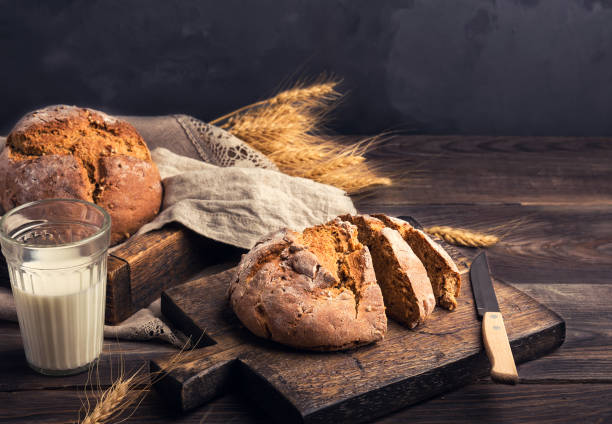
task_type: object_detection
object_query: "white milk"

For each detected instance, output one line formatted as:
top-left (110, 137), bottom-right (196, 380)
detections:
top-left (10, 258), bottom-right (107, 373)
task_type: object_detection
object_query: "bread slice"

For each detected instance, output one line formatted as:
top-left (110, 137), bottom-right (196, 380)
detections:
top-left (372, 214), bottom-right (461, 310)
top-left (228, 218), bottom-right (387, 351)
top-left (340, 214), bottom-right (435, 328)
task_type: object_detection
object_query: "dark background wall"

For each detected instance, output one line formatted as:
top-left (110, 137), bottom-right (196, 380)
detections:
top-left (2, 0), bottom-right (612, 136)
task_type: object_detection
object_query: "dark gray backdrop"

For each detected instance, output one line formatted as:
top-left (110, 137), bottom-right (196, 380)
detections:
top-left (2, 0), bottom-right (612, 136)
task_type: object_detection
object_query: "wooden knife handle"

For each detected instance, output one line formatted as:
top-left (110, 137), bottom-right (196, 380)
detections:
top-left (482, 311), bottom-right (519, 384)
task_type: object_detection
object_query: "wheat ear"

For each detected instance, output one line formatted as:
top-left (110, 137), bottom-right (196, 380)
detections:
top-left (81, 370), bottom-right (144, 424)
top-left (79, 342), bottom-right (191, 424)
top-left (425, 226), bottom-right (500, 248)
top-left (209, 79), bottom-right (341, 125)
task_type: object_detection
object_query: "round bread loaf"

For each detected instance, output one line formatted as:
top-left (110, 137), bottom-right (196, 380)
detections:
top-left (0, 105), bottom-right (162, 244)
top-left (228, 219), bottom-right (387, 351)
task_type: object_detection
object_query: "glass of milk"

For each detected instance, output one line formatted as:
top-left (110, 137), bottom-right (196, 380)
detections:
top-left (0, 198), bottom-right (111, 376)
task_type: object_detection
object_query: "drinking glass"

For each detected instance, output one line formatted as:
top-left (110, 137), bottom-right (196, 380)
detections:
top-left (0, 199), bottom-right (111, 375)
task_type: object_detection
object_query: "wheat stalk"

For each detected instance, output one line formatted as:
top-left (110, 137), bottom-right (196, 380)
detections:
top-left (81, 371), bottom-right (144, 424)
top-left (79, 342), bottom-right (191, 424)
top-left (209, 79), bottom-right (341, 126)
top-left (269, 81), bottom-right (340, 106)
top-left (425, 226), bottom-right (500, 248)
top-left (210, 77), bottom-right (392, 193)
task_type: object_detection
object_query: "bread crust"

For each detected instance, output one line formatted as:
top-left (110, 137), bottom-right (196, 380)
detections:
top-left (228, 223), bottom-right (387, 351)
top-left (0, 150), bottom-right (93, 208)
top-left (0, 105), bottom-right (162, 244)
top-left (97, 155), bottom-right (163, 244)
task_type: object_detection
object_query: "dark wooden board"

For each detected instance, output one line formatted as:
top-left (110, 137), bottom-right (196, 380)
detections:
top-left (153, 244), bottom-right (565, 424)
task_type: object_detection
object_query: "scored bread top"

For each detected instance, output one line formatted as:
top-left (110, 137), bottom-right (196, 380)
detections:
top-left (228, 219), bottom-right (387, 351)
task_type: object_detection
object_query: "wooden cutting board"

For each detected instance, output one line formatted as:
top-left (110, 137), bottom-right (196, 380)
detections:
top-left (152, 233), bottom-right (565, 423)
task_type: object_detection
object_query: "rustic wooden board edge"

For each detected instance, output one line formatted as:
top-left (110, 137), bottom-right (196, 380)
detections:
top-left (509, 306), bottom-right (566, 364)
top-left (233, 357), bottom-right (310, 424)
top-left (161, 289), bottom-right (217, 348)
top-left (151, 353), bottom-right (240, 413)
top-left (304, 352), bottom-right (486, 424)
top-left (105, 255), bottom-right (131, 324)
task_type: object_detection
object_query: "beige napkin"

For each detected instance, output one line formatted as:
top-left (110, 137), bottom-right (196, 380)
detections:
top-left (0, 115), bottom-right (356, 347)
top-left (138, 147), bottom-right (355, 249)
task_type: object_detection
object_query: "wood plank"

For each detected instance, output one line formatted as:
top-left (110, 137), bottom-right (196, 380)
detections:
top-left (153, 261), bottom-right (564, 423)
top-left (0, 390), bottom-right (269, 423)
top-left (105, 255), bottom-right (131, 324)
top-left (2, 384), bottom-right (611, 424)
top-left (511, 283), bottom-right (612, 383)
top-left (377, 383), bottom-right (612, 424)
top-left (362, 135), bottom-right (612, 205)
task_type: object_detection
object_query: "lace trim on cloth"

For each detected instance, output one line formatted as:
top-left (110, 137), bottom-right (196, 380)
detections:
top-left (103, 299), bottom-right (192, 348)
top-left (174, 114), bottom-right (278, 170)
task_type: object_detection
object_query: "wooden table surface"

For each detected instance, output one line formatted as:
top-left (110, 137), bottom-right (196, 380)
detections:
top-left (1, 135), bottom-right (611, 423)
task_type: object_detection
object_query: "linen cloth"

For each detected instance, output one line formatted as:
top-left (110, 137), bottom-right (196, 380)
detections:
top-left (0, 115), bottom-right (356, 347)
top-left (138, 147), bottom-right (355, 249)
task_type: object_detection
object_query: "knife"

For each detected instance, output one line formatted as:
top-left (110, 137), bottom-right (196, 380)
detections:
top-left (470, 252), bottom-right (519, 384)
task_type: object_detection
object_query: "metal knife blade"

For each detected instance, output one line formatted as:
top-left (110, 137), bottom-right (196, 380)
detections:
top-left (397, 215), bottom-right (424, 230)
top-left (470, 252), bottom-right (500, 319)
top-left (470, 252), bottom-right (519, 384)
